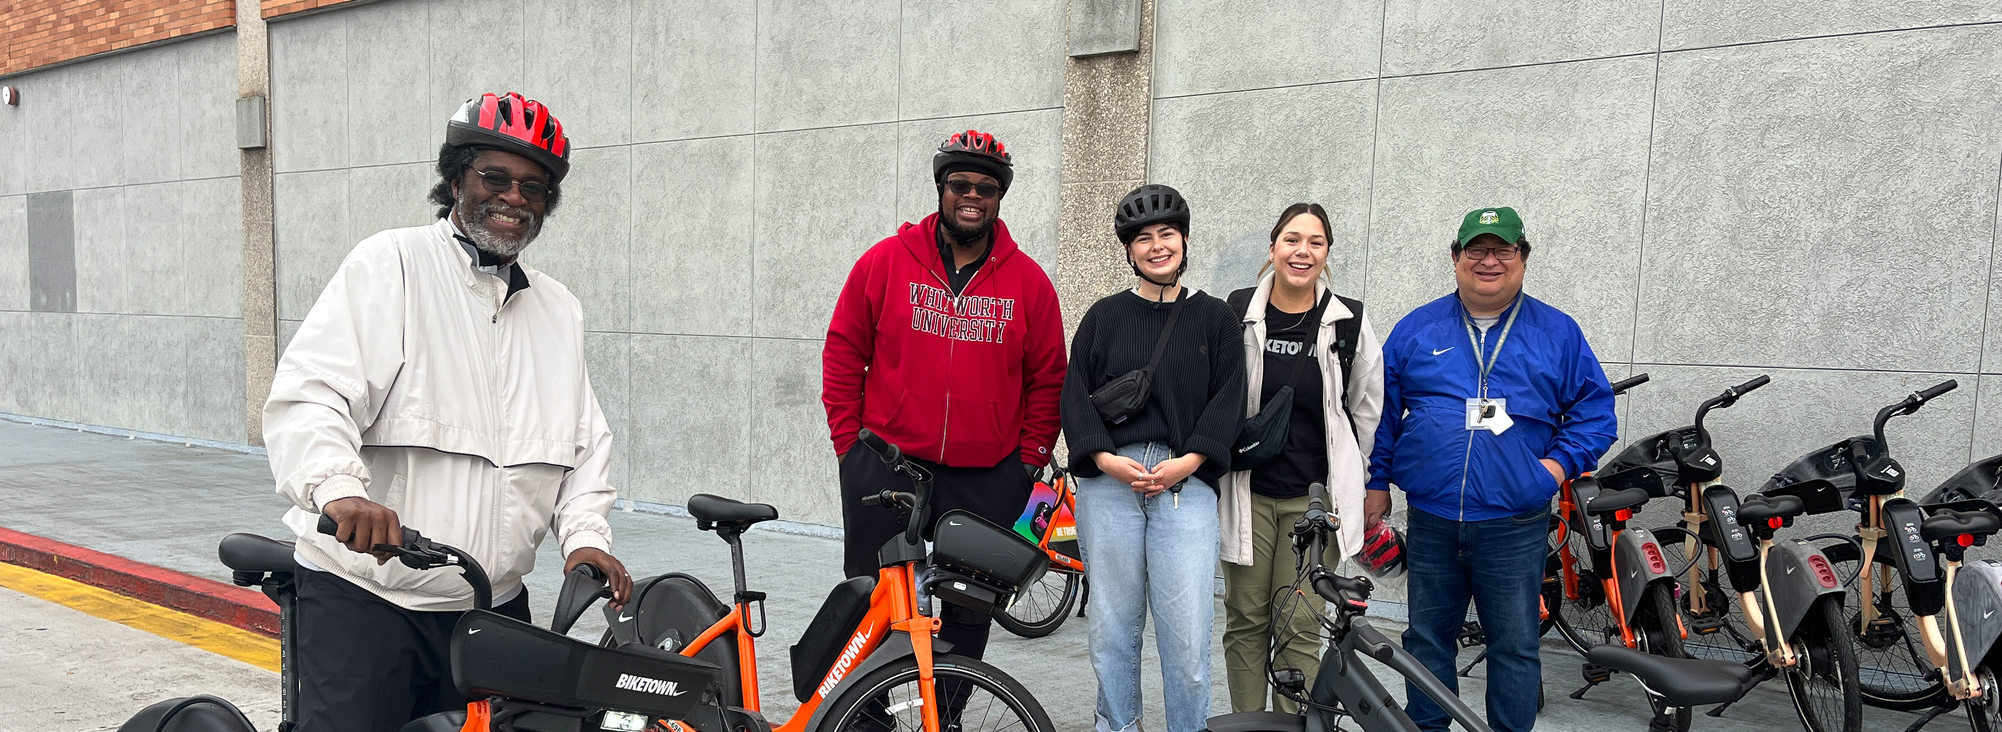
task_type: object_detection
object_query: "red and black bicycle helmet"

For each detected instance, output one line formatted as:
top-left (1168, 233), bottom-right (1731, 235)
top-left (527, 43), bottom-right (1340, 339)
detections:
top-left (933, 130), bottom-right (1013, 192)
top-left (1356, 519), bottom-right (1407, 579)
top-left (446, 92), bottom-right (571, 183)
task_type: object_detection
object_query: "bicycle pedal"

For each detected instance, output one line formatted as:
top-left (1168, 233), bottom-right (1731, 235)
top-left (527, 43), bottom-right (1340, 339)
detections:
top-left (1457, 621), bottom-right (1486, 648)
top-left (1569, 663), bottom-right (1614, 700)
top-left (1688, 612), bottom-right (1727, 635)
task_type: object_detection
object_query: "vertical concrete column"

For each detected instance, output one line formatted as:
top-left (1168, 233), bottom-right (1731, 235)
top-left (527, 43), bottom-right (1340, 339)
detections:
top-left (238, 2), bottom-right (276, 446)
top-left (1055, 0), bottom-right (1155, 338)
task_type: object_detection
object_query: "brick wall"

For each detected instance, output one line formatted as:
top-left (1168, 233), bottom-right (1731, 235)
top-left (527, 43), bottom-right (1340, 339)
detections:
top-left (1, 0), bottom-right (236, 77)
top-left (261, 0), bottom-right (362, 20)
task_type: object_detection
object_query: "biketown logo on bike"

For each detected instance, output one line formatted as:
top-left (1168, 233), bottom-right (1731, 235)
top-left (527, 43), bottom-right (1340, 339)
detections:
top-left (613, 673), bottom-right (689, 697)
top-left (816, 626), bottom-right (875, 699)
top-left (909, 283), bottom-right (1015, 344)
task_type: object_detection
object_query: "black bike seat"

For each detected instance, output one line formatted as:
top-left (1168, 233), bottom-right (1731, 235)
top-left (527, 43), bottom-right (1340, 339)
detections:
top-left (1921, 509), bottom-right (2002, 542)
top-left (687, 493), bottom-right (779, 527)
top-left (1585, 487), bottom-right (1650, 516)
top-left (217, 533), bottom-right (295, 573)
top-left (1586, 645), bottom-right (1753, 707)
top-left (1735, 494), bottom-right (1805, 525)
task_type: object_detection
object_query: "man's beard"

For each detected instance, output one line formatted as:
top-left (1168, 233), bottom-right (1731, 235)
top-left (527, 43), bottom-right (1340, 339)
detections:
top-left (941, 213), bottom-right (993, 246)
top-left (456, 188), bottom-right (542, 260)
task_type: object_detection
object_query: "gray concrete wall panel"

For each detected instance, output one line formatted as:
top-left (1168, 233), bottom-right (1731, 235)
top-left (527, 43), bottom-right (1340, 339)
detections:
top-left (344, 163), bottom-right (435, 247)
top-left (185, 317), bottom-right (249, 444)
top-left (183, 36), bottom-right (243, 180)
top-left (0, 313), bottom-right (78, 420)
top-left (20, 64), bottom-right (77, 194)
top-left (1149, 81), bottom-right (1379, 298)
top-left (119, 183), bottom-right (190, 316)
top-left (631, 0), bottom-right (757, 143)
top-left (70, 188), bottom-right (125, 315)
top-left (630, 136), bottom-right (756, 337)
top-left (1382, 0), bottom-right (1660, 76)
top-left (0, 102), bottom-right (23, 196)
top-left (750, 337), bottom-right (840, 526)
top-left (346, 0), bottom-right (434, 168)
top-left (271, 11), bottom-right (349, 173)
top-left (70, 64), bottom-right (127, 191)
top-left (185, 177), bottom-right (246, 319)
top-left (273, 170), bottom-right (352, 320)
top-left (523, 0), bottom-right (633, 148)
top-left (1367, 57), bottom-right (1655, 359)
top-left (1154, 0), bottom-right (1381, 98)
top-left (426, 0), bottom-right (524, 152)
top-left (1622, 364), bottom-right (1979, 496)
top-left (71, 314), bottom-right (193, 437)
top-left (26, 190), bottom-right (77, 313)
top-left (752, 124), bottom-right (898, 340)
top-left (895, 110), bottom-right (1064, 274)
top-left (899, 0), bottom-right (1065, 119)
top-left (1986, 186), bottom-right (2001, 375)
top-left (1663, 0), bottom-right (2002, 50)
top-left (1974, 376), bottom-right (2000, 463)
top-left (754, 0), bottom-right (900, 131)
top-left (627, 334), bottom-right (754, 507)
top-left (1635, 28), bottom-right (2002, 373)
top-left (0, 196), bottom-right (28, 312)
top-left (585, 332), bottom-right (633, 492)
top-left (528, 146), bottom-right (633, 332)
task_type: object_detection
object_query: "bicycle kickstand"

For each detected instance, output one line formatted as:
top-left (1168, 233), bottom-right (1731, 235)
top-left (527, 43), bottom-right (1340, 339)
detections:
top-left (1568, 662), bottom-right (1614, 700)
top-left (1901, 700), bottom-right (1957, 732)
top-left (1457, 649), bottom-right (1488, 678)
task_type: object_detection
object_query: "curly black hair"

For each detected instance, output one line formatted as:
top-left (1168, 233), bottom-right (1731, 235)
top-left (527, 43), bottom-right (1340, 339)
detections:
top-left (427, 144), bottom-right (563, 220)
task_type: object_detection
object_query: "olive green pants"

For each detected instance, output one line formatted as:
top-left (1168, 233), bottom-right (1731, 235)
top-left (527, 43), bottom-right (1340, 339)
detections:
top-left (1222, 492), bottom-right (1336, 714)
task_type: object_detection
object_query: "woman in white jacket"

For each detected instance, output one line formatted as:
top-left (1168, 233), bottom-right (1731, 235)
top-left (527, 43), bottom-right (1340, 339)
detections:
top-left (1218, 202), bottom-right (1385, 713)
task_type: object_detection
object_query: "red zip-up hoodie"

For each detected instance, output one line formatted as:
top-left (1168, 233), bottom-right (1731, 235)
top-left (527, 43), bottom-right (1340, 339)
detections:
top-left (823, 213), bottom-right (1066, 468)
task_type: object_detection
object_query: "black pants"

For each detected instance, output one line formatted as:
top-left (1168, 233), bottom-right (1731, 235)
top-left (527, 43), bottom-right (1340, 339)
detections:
top-left (293, 567), bottom-right (531, 732)
top-left (839, 449), bottom-right (1032, 661)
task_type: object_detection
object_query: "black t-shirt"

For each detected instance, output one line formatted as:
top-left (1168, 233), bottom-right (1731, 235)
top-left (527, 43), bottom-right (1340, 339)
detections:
top-left (1250, 302), bottom-right (1329, 499)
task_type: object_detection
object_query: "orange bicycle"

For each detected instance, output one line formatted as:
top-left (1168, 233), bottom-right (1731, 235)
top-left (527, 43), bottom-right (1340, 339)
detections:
top-left (997, 466), bottom-right (1088, 638)
top-left (607, 428), bottom-right (1056, 732)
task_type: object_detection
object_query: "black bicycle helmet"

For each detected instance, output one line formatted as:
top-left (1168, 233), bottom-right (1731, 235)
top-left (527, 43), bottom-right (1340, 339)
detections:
top-left (932, 130), bottom-right (1013, 192)
top-left (1114, 184), bottom-right (1190, 243)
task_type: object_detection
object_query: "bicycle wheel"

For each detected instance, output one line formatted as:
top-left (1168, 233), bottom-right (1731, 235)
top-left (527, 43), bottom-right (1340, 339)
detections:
top-left (816, 653), bottom-right (1054, 732)
top-left (1969, 665), bottom-right (2001, 732)
top-left (1551, 520), bottom-right (1621, 655)
top-left (1819, 539), bottom-right (1946, 710)
top-left (995, 569), bottom-right (1079, 638)
top-left (1634, 583), bottom-right (1694, 732)
top-left (1783, 596), bottom-right (1862, 732)
top-left (1651, 526), bottom-right (1760, 665)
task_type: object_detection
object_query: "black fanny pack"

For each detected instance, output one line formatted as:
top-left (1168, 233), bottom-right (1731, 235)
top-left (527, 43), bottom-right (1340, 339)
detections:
top-left (1090, 291), bottom-right (1186, 425)
top-left (1233, 294), bottom-right (1328, 471)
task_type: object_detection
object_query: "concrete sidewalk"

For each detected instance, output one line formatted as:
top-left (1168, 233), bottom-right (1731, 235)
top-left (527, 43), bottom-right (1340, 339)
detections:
top-left (0, 417), bottom-right (1962, 731)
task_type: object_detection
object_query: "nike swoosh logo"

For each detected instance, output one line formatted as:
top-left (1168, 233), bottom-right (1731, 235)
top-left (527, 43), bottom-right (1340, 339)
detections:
top-left (468, 628), bottom-right (483, 635)
top-left (1785, 566), bottom-right (1795, 575)
top-left (618, 613), bottom-right (635, 623)
top-left (1432, 347), bottom-right (1454, 356)
top-left (948, 520), bottom-right (963, 527)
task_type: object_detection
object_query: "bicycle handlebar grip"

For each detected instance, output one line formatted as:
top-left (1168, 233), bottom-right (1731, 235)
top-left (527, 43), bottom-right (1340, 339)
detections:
top-left (316, 513), bottom-right (339, 537)
top-left (1918, 379), bottom-right (1959, 402)
top-left (1609, 373), bottom-right (1649, 395)
top-left (860, 490), bottom-right (889, 508)
top-left (1306, 482), bottom-right (1328, 513)
top-left (856, 428), bottom-right (900, 465)
top-left (1734, 375), bottom-right (1771, 395)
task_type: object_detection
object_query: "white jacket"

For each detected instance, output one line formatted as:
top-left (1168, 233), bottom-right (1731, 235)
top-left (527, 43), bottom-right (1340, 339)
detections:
top-left (1219, 273), bottom-right (1385, 563)
top-left (264, 219), bottom-right (615, 611)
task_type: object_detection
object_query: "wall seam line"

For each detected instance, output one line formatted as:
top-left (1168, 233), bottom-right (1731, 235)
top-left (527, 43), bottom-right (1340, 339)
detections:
top-left (1971, 151), bottom-right (2002, 462)
top-left (1626, 0), bottom-right (1666, 374)
top-left (1359, 0), bottom-right (1388, 301)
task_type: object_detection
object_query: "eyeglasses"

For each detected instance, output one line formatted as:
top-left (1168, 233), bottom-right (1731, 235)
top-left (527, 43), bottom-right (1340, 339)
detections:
top-left (944, 180), bottom-right (1001, 198)
top-left (1460, 246), bottom-right (1520, 262)
top-left (470, 169), bottom-right (553, 205)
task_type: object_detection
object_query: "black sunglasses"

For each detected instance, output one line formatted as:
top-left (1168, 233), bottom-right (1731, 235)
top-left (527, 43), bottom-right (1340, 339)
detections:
top-left (945, 180), bottom-right (1001, 198)
top-left (470, 169), bottom-right (553, 205)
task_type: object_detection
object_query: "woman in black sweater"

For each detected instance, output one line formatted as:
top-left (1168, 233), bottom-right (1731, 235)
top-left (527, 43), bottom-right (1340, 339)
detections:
top-left (1060, 184), bottom-right (1245, 732)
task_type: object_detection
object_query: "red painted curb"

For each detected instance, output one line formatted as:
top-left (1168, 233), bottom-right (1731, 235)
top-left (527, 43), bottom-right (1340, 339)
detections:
top-left (0, 525), bottom-right (280, 638)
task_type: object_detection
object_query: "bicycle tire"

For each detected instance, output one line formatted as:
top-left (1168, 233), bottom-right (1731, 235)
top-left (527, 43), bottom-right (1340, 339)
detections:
top-left (1650, 526), bottom-right (1761, 665)
top-left (1635, 583), bottom-right (1695, 731)
top-left (1969, 666), bottom-right (2000, 732)
top-left (995, 568), bottom-right (1079, 638)
top-left (1783, 596), bottom-right (1863, 732)
top-left (1818, 539), bottom-right (1947, 710)
top-left (815, 653), bottom-right (1055, 732)
top-left (1550, 521), bottom-right (1621, 655)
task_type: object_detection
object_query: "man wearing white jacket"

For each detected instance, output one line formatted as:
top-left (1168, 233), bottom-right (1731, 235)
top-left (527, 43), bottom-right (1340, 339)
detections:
top-left (262, 92), bottom-right (631, 732)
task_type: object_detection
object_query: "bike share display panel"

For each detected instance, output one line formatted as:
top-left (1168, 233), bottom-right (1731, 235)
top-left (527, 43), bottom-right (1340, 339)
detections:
top-left (454, 610), bottom-right (720, 721)
top-left (930, 509), bottom-right (1050, 614)
top-left (1013, 477), bottom-right (1078, 556)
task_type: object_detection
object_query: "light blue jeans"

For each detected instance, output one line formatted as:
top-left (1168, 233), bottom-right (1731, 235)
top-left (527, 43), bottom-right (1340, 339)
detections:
top-left (1074, 441), bottom-right (1220, 732)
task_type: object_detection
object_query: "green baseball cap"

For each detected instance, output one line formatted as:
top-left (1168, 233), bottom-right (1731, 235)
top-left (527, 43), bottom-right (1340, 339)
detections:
top-left (1455, 206), bottom-right (1526, 248)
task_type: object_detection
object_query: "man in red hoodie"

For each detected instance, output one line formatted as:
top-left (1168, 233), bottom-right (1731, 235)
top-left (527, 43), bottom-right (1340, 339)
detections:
top-left (822, 129), bottom-right (1066, 661)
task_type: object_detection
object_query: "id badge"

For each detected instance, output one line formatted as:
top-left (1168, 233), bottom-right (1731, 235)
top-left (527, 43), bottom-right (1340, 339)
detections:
top-left (1464, 398), bottom-right (1514, 435)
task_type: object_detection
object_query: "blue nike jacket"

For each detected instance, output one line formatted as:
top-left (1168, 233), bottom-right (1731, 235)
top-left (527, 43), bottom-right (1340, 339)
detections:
top-left (1366, 292), bottom-right (1618, 521)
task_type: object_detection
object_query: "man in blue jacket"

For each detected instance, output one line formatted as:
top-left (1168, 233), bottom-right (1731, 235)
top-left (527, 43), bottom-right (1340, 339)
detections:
top-left (1364, 206), bottom-right (1617, 731)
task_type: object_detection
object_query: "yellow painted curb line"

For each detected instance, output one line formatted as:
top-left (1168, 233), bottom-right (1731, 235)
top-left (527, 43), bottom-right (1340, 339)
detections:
top-left (0, 561), bottom-right (279, 672)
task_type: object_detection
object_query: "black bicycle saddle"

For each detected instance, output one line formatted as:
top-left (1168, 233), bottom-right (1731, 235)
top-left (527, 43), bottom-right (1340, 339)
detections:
top-left (1920, 509), bottom-right (2002, 543)
top-left (217, 533), bottom-right (295, 574)
top-left (687, 493), bottom-right (780, 528)
top-left (1584, 487), bottom-right (1649, 516)
top-left (1735, 493), bottom-right (1805, 525)
top-left (1586, 645), bottom-right (1753, 707)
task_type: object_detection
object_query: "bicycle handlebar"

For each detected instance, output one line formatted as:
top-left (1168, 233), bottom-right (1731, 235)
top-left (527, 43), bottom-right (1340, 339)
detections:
top-left (856, 427), bottom-right (901, 466)
top-left (316, 514), bottom-right (493, 610)
top-left (855, 428), bottom-right (929, 545)
top-left (1691, 374), bottom-right (1771, 445)
top-left (1609, 373), bottom-right (1649, 395)
top-left (1872, 379), bottom-right (1957, 449)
